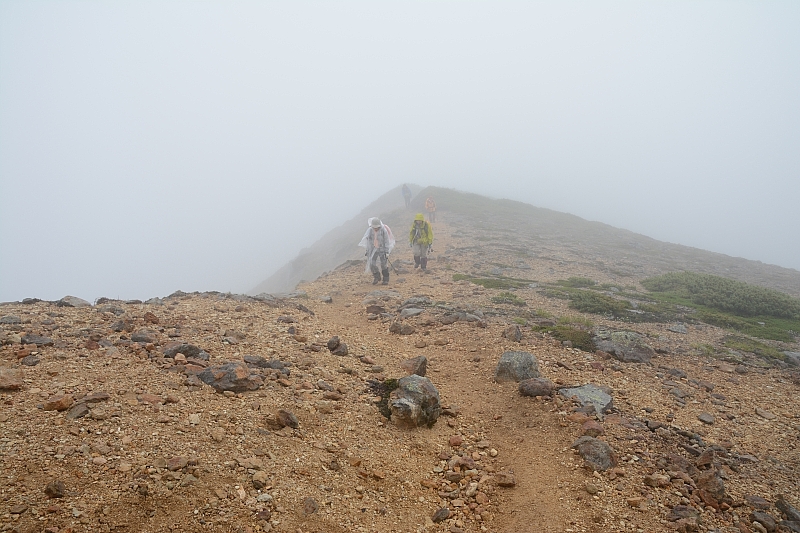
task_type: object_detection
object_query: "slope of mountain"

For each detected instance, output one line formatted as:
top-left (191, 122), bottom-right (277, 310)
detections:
top-left (253, 186), bottom-right (800, 298)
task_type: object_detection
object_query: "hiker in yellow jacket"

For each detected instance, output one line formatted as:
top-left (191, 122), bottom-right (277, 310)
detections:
top-left (409, 213), bottom-right (434, 271)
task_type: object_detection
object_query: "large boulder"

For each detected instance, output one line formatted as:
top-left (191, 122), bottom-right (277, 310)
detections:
top-left (57, 295), bottom-right (91, 308)
top-left (592, 330), bottom-right (654, 363)
top-left (198, 362), bottom-right (263, 392)
top-left (389, 375), bottom-right (441, 428)
top-left (559, 384), bottom-right (614, 416)
top-left (495, 351), bottom-right (539, 383)
top-left (571, 436), bottom-right (617, 471)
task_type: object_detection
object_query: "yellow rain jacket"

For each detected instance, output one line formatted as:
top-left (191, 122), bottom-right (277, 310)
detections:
top-left (409, 214), bottom-right (434, 246)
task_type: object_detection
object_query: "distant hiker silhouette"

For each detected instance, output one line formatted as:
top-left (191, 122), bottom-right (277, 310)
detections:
top-left (402, 184), bottom-right (412, 208)
top-left (424, 196), bottom-right (436, 223)
top-left (358, 217), bottom-right (395, 285)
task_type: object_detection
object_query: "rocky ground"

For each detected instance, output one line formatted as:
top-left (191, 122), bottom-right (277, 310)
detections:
top-left (1, 217), bottom-right (799, 533)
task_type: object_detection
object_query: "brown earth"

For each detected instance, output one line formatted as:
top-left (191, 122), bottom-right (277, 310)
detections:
top-left (1, 217), bottom-right (799, 533)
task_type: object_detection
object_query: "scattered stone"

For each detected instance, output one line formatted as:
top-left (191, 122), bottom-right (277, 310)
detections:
top-left (198, 362), bottom-right (263, 392)
top-left (777, 495), bottom-right (800, 523)
top-left (276, 409), bottom-right (299, 429)
top-left (696, 412), bottom-right (715, 425)
top-left (432, 508), bottom-right (450, 523)
top-left (501, 325), bottom-right (522, 342)
top-left (755, 407), bottom-right (777, 420)
top-left (751, 511), bottom-right (778, 533)
top-left (389, 322), bottom-right (416, 335)
top-left (571, 436), bottom-right (617, 471)
top-left (495, 472), bottom-right (516, 487)
top-left (399, 355), bottom-right (427, 377)
top-left (559, 383), bottom-right (613, 416)
top-left (0, 315), bottom-right (21, 324)
top-left (20, 355), bottom-right (40, 366)
top-left (389, 375), bottom-right (441, 428)
top-left (0, 368), bottom-right (23, 390)
top-left (167, 456), bottom-right (188, 471)
top-left (65, 403), bottom-right (90, 420)
top-left (581, 420), bottom-right (605, 437)
top-left (131, 329), bottom-right (158, 343)
top-left (21, 334), bottom-right (54, 346)
top-left (44, 480), bottom-right (66, 498)
top-left (43, 393), bottom-right (74, 411)
top-left (668, 323), bottom-right (688, 334)
top-left (746, 495), bottom-right (772, 510)
top-left (163, 343), bottom-right (209, 360)
top-left (9, 503), bottom-right (27, 514)
top-left (302, 497), bottom-right (318, 515)
top-left (400, 308), bottom-right (424, 318)
top-left (518, 377), bottom-right (554, 397)
top-left (494, 351), bottom-right (540, 383)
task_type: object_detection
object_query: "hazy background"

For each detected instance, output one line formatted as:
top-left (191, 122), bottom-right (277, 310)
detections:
top-left (1, 1), bottom-right (798, 303)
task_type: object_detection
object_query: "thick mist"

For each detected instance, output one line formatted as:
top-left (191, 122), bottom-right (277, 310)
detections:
top-left (1, 2), bottom-right (798, 303)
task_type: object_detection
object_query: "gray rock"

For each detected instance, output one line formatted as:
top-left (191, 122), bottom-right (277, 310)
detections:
top-left (198, 362), bottom-right (263, 392)
top-left (777, 495), bottom-right (800, 523)
top-left (368, 290), bottom-right (401, 300)
top-left (697, 412), bottom-right (715, 425)
top-left (131, 329), bottom-right (158, 344)
top-left (401, 296), bottom-right (432, 307)
top-left (389, 322), bottom-right (416, 335)
top-left (751, 511), bottom-right (777, 533)
top-left (571, 436), bottom-right (617, 471)
top-left (163, 343), bottom-right (209, 360)
top-left (0, 315), bottom-right (21, 324)
top-left (519, 377), bottom-right (554, 397)
top-left (400, 308), bottom-right (424, 318)
top-left (494, 351), bottom-right (540, 383)
top-left (57, 295), bottom-right (91, 308)
top-left (432, 507), bottom-right (450, 523)
top-left (593, 330), bottom-right (654, 363)
top-left (696, 469), bottom-right (726, 503)
top-left (21, 334), bottom-right (53, 346)
top-left (400, 356), bottom-right (427, 377)
top-left (327, 336), bottom-right (341, 351)
top-left (668, 323), bottom-right (688, 334)
top-left (65, 403), bottom-right (90, 420)
top-left (243, 356), bottom-right (289, 374)
top-left (389, 375), bottom-right (441, 428)
top-left (502, 325), bottom-right (522, 342)
top-left (20, 355), bottom-right (40, 366)
top-left (97, 305), bottom-right (125, 316)
top-left (44, 480), bottom-right (66, 498)
top-left (784, 352), bottom-right (800, 367)
top-left (276, 409), bottom-right (299, 429)
top-left (320, 295), bottom-right (333, 304)
top-left (559, 384), bottom-right (613, 416)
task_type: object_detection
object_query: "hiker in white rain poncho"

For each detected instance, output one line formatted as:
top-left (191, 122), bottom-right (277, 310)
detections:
top-left (358, 217), bottom-right (395, 285)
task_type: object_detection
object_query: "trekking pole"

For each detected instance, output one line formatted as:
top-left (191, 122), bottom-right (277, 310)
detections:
top-left (387, 256), bottom-right (400, 274)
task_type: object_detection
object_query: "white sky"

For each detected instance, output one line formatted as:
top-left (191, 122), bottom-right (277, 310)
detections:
top-left (1, 1), bottom-right (798, 303)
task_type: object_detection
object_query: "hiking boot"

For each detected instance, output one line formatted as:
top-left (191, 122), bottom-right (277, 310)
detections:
top-left (413, 256), bottom-right (420, 268)
top-left (372, 272), bottom-right (381, 285)
top-left (420, 257), bottom-right (428, 271)
top-left (381, 269), bottom-right (390, 285)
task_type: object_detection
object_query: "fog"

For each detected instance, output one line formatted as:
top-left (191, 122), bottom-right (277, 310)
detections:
top-left (1, 2), bottom-right (798, 303)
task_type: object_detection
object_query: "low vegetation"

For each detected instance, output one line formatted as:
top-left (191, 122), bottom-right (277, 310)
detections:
top-left (491, 292), bottom-right (527, 306)
top-left (452, 274), bottom-right (534, 290)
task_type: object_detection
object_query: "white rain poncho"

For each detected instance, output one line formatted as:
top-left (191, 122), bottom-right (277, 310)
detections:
top-left (358, 218), bottom-right (395, 273)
